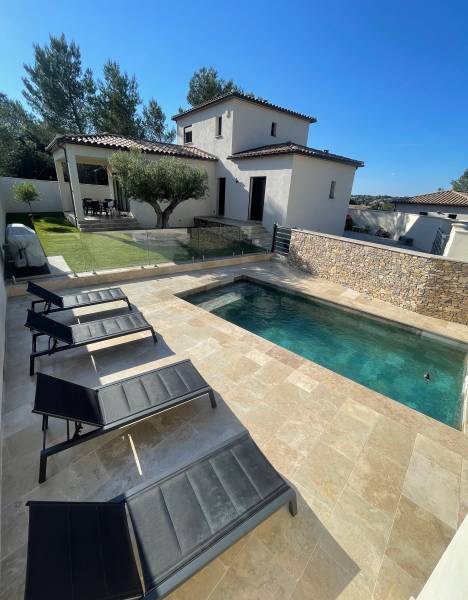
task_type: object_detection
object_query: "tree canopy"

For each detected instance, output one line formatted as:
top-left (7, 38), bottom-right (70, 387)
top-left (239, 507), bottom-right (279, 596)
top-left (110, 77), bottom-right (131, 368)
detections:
top-left (92, 61), bottom-right (142, 136)
top-left (0, 93), bottom-right (55, 179)
top-left (1, 33), bottom-right (176, 179)
top-left (22, 34), bottom-right (95, 133)
top-left (451, 168), bottom-right (468, 192)
top-left (187, 67), bottom-right (240, 107)
top-left (142, 99), bottom-right (175, 143)
top-left (109, 150), bottom-right (208, 228)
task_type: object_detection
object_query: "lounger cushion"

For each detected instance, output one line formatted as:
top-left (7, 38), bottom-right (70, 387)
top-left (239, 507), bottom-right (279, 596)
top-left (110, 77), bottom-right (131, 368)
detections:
top-left (71, 312), bottom-right (151, 344)
top-left (35, 372), bottom-right (102, 425)
top-left (98, 360), bottom-right (209, 425)
top-left (34, 360), bottom-right (209, 427)
top-left (27, 281), bottom-right (64, 307)
top-left (25, 502), bottom-right (142, 600)
top-left (25, 310), bottom-right (74, 344)
top-left (62, 287), bottom-right (127, 309)
top-left (125, 434), bottom-right (288, 590)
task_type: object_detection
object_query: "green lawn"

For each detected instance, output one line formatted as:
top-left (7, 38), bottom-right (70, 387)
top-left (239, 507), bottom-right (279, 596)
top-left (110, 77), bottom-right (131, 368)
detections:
top-left (6, 213), bottom-right (261, 273)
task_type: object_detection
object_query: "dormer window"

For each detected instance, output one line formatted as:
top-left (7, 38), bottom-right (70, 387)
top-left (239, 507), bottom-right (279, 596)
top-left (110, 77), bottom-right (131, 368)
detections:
top-left (329, 180), bottom-right (336, 199)
top-left (271, 122), bottom-right (277, 137)
top-left (184, 125), bottom-right (192, 144)
top-left (216, 116), bottom-right (222, 137)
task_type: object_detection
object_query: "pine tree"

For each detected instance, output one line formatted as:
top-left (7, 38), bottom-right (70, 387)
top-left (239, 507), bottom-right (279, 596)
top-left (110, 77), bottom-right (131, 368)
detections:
top-left (22, 34), bottom-right (95, 133)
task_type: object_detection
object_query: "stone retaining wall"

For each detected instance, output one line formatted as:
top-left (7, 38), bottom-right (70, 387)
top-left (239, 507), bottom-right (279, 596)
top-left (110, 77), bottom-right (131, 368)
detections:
top-left (288, 229), bottom-right (468, 324)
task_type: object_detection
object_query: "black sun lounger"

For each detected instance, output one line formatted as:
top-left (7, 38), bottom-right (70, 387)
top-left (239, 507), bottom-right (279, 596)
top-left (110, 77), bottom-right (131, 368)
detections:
top-left (24, 432), bottom-right (297, 600)
top-left (25, 309), bottom-right (157, 375)
top-left (34, 359), bottom-right (216, 483)
top-left (27, 280), bottom-right (132, 314)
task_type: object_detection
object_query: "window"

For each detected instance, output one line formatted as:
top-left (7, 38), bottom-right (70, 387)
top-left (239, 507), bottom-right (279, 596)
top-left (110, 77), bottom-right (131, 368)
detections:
top-left (271, 122), bottom-right (277, 137)
top-left (419, 211), bottom-right (428, 216)
top-left (184, 125), bottom-right (192, 144)
top-left (62, 163), bottom-right (109, 185)
top-left (329, 180), bottom-right (336, 199)
top-left (216, 116), bottom-right (222, 137)
top-left (448, 213), bottom-right (457, 219)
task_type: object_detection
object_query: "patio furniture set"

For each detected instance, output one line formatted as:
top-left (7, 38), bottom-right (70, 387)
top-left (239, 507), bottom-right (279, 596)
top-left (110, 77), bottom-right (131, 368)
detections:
top-left (83, 198), bottom-right (116, 216)
top-left (22, 282), bottom-right (297, 600)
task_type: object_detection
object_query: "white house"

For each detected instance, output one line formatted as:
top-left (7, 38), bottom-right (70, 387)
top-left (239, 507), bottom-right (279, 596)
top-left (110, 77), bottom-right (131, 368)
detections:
top-left (393, 190), bottom-right (468, 221)
top-left (47, 91), bottom-right (363, 233)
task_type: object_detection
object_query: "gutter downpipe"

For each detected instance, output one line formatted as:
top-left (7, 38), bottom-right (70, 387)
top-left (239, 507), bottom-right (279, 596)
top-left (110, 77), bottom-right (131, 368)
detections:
top-left (61, 143), bottom-right (78, 227)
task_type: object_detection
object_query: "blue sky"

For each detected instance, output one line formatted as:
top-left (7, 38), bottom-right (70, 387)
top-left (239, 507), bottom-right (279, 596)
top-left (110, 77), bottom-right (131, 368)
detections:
top-left (1, 0), bottom-right (467, 195)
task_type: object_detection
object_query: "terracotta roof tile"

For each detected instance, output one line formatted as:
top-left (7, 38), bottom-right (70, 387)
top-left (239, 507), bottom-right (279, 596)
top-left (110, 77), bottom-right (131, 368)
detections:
top-left (173, 92), bottom-right (316, 123)
top-left (46, 133), bottom-right (217, 161)
top-left (394, 190), bottom-right (468, 207)
top-left (228, 141), bottom-right (364, 167)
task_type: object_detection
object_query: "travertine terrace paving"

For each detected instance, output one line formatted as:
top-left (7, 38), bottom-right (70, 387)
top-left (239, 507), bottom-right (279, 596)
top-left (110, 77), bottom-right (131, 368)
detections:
top-left (1, 261), bottom-right (468, 599)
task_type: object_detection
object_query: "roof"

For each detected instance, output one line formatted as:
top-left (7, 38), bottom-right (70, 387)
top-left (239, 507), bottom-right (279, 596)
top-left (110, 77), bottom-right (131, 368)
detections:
top-left (227, 141), bottom-right (364, 167)
top-left (172, 92), bottom-right (316, 123)
top-left (394, 190), bottom-right (468, 208)
top-left (45, 133), bottom-right (217, 161)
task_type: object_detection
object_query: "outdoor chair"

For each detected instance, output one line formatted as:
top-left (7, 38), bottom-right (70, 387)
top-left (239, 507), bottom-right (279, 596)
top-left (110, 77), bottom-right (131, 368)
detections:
top-left (102, 198), bottom-right (115, 216)
top-left (24, 431), bottom-right (297, 600)
top-left (91, 199), bottom-right (101, 215)
top-left (25, 309), bottom-right (157, 375)
top-left (27, 281), bottom-right (132, 314)
top-left (83, 197), bottom-right (93, 215)
top-left (33, 359), bottom-right (216, 482)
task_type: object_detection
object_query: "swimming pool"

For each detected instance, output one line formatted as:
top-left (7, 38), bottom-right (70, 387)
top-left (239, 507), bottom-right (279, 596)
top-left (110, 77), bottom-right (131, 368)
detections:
top-left (184, 279), bottom-right (467, 429)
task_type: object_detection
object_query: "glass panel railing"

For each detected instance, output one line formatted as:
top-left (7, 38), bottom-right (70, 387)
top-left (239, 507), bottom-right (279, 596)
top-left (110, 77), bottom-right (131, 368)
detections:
top-left (4, 219), bottom-right (268, 282)
top-left (81, 229), bottom-right (151, 272)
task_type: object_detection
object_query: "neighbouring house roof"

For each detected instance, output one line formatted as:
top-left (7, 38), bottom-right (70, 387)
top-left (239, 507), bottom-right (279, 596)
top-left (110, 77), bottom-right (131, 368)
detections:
top-left (393, 190), bottom-right (468, 208)
top-left (172, 92), bottom-right (317, 123)
top-left (227, 142), bottom-right (364, 167)
top-left (45, 133), bottom-right (218, 161)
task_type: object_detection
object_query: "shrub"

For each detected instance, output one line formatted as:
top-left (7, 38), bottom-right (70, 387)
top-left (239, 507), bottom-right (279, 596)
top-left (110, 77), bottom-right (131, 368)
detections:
top-left (14, 182), bottom-right (40, 213)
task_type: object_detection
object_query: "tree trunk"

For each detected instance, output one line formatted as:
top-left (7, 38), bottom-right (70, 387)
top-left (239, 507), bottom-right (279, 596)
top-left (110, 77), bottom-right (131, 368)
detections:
top-left (161, 201), bottom-right (180, 229)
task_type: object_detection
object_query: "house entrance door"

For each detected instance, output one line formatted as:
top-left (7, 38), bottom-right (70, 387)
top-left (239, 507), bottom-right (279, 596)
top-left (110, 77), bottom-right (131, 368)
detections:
top-left (249, 177), bottom-right (266, 221)
top-left (218, 178), bottom-right (226, 216)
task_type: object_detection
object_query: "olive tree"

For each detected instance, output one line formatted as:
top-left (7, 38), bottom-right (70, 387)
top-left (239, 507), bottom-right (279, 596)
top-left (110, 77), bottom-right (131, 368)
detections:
top-left (14, 182), bottom-right (40, 213)
top-left (109, 150), bottom-right (208, 228)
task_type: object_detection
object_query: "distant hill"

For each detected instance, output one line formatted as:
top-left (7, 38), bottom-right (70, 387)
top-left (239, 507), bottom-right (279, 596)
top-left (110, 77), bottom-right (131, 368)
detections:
top-left (350, 195), bottom-right (409, 211)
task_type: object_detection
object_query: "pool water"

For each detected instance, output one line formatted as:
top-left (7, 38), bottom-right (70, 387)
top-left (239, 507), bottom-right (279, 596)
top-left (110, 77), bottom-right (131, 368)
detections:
top-left (186, 280), bottom-right (467, 429)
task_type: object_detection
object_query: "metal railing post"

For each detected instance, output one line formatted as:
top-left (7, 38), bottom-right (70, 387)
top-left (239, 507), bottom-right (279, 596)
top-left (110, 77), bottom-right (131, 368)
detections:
top-left (271, 223), bottom-right (278, 253)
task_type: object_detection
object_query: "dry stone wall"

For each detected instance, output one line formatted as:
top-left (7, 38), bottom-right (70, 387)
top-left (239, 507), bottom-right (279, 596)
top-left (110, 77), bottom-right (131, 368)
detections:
top-left (288, 229), bottom-right (468, 325)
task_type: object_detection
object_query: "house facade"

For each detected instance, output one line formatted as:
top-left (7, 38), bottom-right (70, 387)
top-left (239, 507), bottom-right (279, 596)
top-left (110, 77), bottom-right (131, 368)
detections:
top-left (47, 92), bottom-right (363, 232)
top-left (173, 92), bottom-right (363, 234)
top-left (393, 190), bottom-right (468, 221)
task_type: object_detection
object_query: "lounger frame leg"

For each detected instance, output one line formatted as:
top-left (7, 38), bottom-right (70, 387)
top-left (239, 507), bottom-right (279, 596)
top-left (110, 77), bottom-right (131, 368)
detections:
top-left (151, 328), bottom-right (158, 343)
top-left (289, 496), bottom-right (298, 517)
top-left (208, 389), bottom-right (217, 408)
top-left (38, 425), bottom-right (103, 484)
top-left (125, 297), bottom-right (132, 311)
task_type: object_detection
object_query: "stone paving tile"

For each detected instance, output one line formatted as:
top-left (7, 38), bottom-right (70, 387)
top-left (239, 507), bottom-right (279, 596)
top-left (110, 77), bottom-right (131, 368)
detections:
top-left (403, 446), bottom-right (460, 529)
top-left (373, 555), bottom-right (425, 600)
top-left (2, 261), bottom-right (468, 599)
top-left (385, 495), bottom-right (454, 583)
top-left (366, 414), bottom-right (416, 468)
top-left (348, 445), bottom-right (406, 518)
top-left (293, 442), bottom-right (355, 509)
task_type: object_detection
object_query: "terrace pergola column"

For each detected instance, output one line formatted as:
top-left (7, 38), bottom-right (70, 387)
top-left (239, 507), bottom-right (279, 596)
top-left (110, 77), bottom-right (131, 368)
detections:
top-left (65, 147), bottom-right (84, 221)
top-left (106, 165), bottom-right (115, 201)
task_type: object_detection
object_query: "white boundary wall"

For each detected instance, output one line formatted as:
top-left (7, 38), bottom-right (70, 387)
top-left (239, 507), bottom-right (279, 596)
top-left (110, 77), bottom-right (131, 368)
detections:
top-left (349, 208), bottom-right (453, 254)
top-left (0, 177), bottom-right (62, 213)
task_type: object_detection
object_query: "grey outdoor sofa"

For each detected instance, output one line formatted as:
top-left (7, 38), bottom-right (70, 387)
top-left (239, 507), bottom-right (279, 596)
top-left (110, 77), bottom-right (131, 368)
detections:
top-left (28, 280), bottom-right (132, 314)
top-left (24, 431), bottom-right (297, 600)
top-left (25, 309), bottom-right (157, 375)
top-left (34, 359), bottom-right (216, 483)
